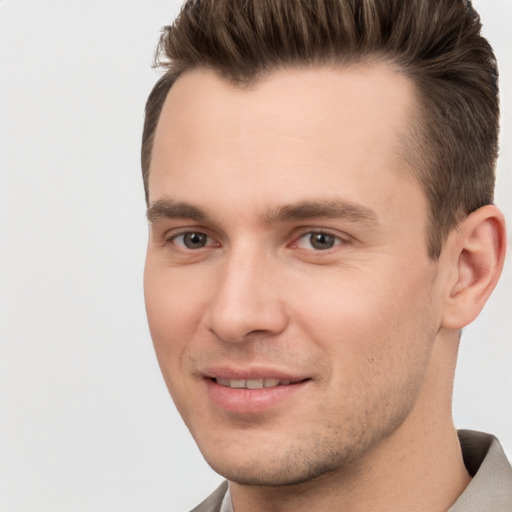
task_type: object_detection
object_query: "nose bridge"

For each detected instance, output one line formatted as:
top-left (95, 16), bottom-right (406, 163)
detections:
top-left (205, 240), bottom-right (287, 343)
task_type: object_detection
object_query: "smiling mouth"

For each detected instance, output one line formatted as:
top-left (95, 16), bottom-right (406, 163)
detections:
top-left (213, 377), bottom-right (306, 389)
top-left (205, 375), bottom-right (310, 413)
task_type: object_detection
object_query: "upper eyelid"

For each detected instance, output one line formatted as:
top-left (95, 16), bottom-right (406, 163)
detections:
top-left (292, 227), bottom-right (351, 241)
top-left (162, 225), bottom-right (215, 239)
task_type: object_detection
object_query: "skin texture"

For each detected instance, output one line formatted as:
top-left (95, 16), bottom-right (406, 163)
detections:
top-left (144, 65), bottom-right (506, 512)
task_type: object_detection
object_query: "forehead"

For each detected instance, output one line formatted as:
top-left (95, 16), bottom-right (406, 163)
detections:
top-left (149, 64), bottom-right (421, 219)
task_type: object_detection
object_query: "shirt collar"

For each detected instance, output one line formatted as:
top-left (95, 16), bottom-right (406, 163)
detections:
top-left (449, 430), bottom-right (512, 511)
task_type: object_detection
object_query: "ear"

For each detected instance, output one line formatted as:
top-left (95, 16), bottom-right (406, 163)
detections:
top-left (441, 205), bottom-right (507, 329)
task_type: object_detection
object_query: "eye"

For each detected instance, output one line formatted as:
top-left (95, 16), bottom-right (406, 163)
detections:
top-left (295, 232), bottom-right (342, 250)
top-left (172, 231), bottom-right (213, 249)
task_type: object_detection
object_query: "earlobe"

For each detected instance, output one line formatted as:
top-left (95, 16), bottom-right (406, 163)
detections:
top-left (441, 205), bottom-right (507, 329)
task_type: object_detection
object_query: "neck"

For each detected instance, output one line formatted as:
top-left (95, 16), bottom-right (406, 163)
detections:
top-left (229, 332), bottom-right (471, 512)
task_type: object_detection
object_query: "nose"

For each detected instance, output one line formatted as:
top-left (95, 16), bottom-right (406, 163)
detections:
top-left (204, 248), bottom-right (288, 343)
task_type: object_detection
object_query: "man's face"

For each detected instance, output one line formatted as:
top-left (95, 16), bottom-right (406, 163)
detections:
top-left (144, 65), bottom-right (445, 485)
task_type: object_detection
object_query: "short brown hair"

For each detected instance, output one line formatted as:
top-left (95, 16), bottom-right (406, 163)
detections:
top-left (141, 0), bottom-right (499, 259)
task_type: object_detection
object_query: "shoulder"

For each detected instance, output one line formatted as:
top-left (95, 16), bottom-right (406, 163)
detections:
top-left (189, 481), bottom-right (229, 512)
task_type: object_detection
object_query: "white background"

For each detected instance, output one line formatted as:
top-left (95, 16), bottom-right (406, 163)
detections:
top-left (0, 1), bottom-right (510, 511)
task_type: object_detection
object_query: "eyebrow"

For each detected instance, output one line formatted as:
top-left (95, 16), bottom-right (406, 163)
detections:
top-left (147, 198), bottom-right (378, 226)
top-left (262, 199), bottom-right (378, 226)
top-left (147, 200), bottom-right (208, 224)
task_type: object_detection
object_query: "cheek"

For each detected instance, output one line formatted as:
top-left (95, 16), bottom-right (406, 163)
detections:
top-left (143, 260), bottom-right (208, 376)
top-left (143, 263), bottom-right (213, 422)
top-left (296, 272), bottom-right (437, 439)
top-left (290, 262), bottom-right (437, 382)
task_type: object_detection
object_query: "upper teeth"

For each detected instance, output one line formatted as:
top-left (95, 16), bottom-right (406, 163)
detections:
top-left (216, 378), bottom-right (291, 389)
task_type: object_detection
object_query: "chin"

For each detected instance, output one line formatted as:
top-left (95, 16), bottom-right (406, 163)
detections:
top-left (199, 433), bottom-right (369, 487)
top-left (195, 399), bottom-right (417, 488)
top-left (207, 459), bottom-right (337, 487)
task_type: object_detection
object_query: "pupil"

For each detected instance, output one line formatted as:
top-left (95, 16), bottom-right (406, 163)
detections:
top-left (184, 232), bottom-right (206, 249)
top-left (310, 233), bottom-right (335, 250)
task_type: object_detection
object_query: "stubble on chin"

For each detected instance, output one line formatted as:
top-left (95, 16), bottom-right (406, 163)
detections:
top-left (202, 387), bottom-right (420, 488)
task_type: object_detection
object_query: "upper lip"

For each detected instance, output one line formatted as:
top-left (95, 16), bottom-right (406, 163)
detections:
top-left (201, 366), bottom-right (309, 382)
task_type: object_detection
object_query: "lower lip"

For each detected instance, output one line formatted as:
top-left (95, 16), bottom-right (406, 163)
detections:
top-left (205, 379), bottom-right (309, 414)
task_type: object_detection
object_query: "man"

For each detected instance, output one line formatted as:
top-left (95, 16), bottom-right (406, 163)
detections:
top-left (141, 0), bottom-right (511, 510)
